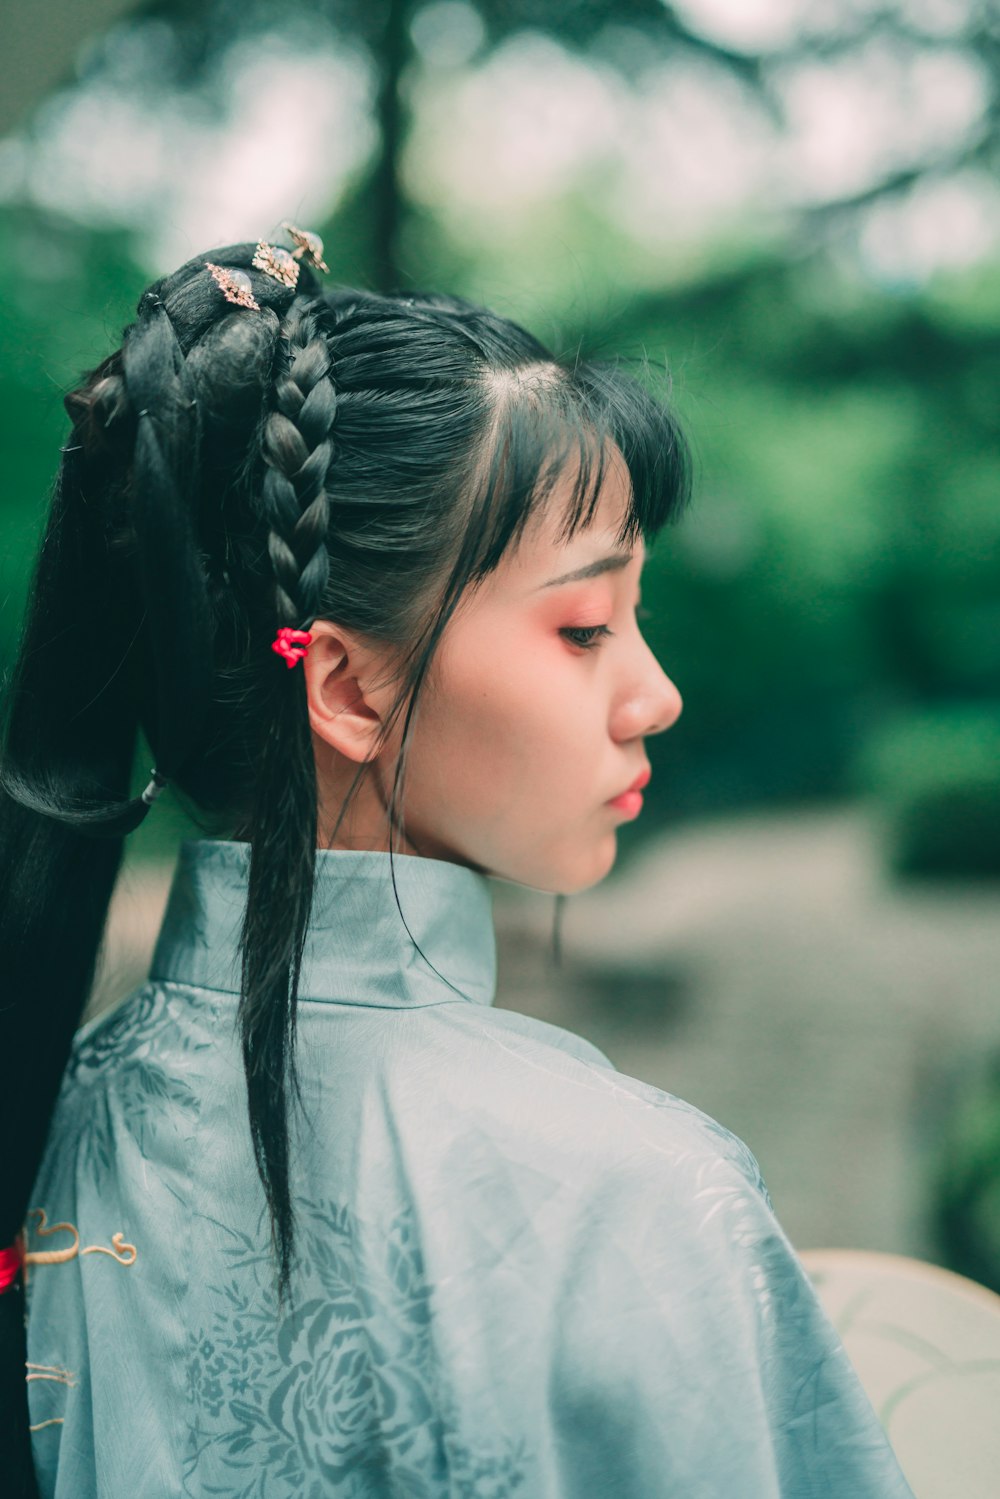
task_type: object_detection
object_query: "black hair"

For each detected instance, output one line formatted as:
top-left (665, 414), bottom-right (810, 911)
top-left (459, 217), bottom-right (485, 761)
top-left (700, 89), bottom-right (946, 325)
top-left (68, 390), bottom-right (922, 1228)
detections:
top-left (0, 239), bottom-right (691, 1489)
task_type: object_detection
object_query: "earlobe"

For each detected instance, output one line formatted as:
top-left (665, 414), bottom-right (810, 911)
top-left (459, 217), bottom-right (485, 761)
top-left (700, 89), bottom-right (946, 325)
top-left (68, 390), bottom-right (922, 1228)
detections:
top-left (303, 623), bottom-right (386, 765)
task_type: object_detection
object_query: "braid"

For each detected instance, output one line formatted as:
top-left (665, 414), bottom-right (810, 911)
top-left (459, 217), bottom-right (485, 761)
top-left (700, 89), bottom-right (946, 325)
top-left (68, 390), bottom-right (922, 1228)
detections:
top-left (259, 297), bottom-right (337, 628)
top-left (237, 293), bottom-right (340, 1306)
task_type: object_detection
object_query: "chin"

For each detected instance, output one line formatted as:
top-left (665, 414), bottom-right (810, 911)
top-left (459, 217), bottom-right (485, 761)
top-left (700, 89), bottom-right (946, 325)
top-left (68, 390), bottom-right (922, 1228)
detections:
top-left (521, 835), bottom-right (619, 898)
top-left (572, 835), bottom-right (618, 894)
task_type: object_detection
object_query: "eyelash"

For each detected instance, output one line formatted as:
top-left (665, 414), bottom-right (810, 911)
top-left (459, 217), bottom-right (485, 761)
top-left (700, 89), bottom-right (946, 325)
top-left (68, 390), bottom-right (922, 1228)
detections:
top-left (561, 604), bottom-right (654, 652)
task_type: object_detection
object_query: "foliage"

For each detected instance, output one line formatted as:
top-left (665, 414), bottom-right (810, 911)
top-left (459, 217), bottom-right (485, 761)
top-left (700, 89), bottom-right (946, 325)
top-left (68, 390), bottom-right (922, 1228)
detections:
top-left (929, 1047), bottom-right (1000, 1296)
top-left (848, 705), bottom-right (1000, 878)
top-left (0, 205), bottom-right (152, 661)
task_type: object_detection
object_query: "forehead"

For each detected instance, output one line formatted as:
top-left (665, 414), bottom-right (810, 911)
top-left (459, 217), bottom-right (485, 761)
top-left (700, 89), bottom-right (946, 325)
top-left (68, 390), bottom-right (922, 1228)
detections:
top-left (504, 454), bottom-right (644, 587)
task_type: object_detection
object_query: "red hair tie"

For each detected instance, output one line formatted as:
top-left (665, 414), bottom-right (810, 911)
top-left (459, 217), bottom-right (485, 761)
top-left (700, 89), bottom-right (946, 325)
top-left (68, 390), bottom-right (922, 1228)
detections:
top-left (271, 627), bottom-right (313, 669)
top-left (0, 1234), bottom-right (24, 1294)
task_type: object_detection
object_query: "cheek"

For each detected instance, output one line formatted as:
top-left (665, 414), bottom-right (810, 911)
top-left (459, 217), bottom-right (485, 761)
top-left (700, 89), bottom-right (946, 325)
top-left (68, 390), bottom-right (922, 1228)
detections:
top-left (420, 626), bottom-right (580, 785)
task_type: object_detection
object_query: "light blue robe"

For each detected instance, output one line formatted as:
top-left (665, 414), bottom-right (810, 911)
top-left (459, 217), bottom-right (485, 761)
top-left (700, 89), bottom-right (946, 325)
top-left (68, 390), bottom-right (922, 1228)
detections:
top-left (25, 838), bottom-right (916, 1497)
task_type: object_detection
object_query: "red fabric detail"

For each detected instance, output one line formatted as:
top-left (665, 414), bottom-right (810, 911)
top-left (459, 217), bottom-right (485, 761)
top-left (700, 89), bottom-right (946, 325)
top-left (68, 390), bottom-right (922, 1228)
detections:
top-left (0, 1234), bottom-right (24, 1293)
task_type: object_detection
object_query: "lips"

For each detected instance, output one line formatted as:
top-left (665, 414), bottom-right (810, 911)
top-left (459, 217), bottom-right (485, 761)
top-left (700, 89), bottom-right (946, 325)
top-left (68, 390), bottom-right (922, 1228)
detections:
top-left (613, 765), bottom-right (651, 800)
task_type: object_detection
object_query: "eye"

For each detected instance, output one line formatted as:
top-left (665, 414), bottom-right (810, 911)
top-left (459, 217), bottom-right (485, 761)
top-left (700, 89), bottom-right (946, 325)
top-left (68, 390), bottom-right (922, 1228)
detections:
top-left (560, 623), bottom-right (613, 651)
top-left (561, 604), bottom-right (653, 653)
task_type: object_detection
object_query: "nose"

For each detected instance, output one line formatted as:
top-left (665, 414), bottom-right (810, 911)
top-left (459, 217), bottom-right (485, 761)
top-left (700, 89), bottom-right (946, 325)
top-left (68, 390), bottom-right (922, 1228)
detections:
top-left (616, 655), bottom-right (682, 742)
top-left (646, 671), bottom-right (682, 736)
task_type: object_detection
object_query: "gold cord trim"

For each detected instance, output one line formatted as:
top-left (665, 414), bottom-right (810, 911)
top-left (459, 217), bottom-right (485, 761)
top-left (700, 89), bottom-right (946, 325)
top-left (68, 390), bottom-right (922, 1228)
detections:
top-left (26, 1363), bottom-right (76, 1387)
top-left (82, 1232), bottom-right (137, 1266)
top-left (22, 1208), bottom-right (137, 1287)
top-left (25, 1361), bottom-right (77, 1435)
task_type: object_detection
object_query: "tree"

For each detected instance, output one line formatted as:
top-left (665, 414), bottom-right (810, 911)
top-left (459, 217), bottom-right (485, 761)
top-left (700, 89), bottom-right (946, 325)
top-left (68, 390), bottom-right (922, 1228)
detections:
top-left (3, 0), bottom-right (997, 288)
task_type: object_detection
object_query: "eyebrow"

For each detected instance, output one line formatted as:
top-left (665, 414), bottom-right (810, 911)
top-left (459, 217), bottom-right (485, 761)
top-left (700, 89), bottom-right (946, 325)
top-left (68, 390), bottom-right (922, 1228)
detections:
top-left (538, 551), bottom-right (637, 590)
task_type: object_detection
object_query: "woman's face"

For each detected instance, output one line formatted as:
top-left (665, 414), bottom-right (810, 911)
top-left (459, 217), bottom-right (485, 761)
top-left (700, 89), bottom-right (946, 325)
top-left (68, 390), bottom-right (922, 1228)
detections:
top-left (307, 448), bottom-right (683, 894)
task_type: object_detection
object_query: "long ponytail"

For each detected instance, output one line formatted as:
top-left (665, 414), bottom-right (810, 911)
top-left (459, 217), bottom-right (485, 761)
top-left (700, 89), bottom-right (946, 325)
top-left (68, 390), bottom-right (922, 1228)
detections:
top-left (0, 413), bottom-right (144, 1497)
top-left (0, 257), bottom-right (299, 1492)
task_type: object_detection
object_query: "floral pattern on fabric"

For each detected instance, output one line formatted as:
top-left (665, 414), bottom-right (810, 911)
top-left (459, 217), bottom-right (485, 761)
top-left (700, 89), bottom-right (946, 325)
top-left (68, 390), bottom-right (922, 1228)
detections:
top-left (58, 983), bottom-right (213, 1184)
top-left (67, 982), bottom-right (215, 1089)
top-left (184, 1196), bottom-right (531, 1499)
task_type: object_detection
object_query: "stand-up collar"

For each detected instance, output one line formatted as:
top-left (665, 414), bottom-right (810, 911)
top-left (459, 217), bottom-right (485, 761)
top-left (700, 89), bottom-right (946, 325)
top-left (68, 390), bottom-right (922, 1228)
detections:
top-left (149, 838), bottom-right (498, 1009)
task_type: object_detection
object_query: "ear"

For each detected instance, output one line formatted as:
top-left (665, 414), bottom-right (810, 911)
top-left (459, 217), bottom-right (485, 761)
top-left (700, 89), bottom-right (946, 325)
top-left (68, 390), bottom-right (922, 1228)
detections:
top-left (301, 618), bottom-right (396, 765)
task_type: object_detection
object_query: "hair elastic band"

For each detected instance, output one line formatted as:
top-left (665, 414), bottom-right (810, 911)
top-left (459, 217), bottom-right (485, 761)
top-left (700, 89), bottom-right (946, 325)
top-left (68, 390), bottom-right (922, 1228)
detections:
top-left (0, 1234), bottom-right (24, 1294)
top-left (140, 768), bottom-right (168, 805)
top-left (272, 627), bottom-right (313, 668)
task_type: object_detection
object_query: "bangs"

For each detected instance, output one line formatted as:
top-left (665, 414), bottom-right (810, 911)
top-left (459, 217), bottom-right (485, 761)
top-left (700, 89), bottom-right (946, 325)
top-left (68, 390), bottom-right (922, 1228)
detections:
top-left (461, 355), bottom-right (692, 584)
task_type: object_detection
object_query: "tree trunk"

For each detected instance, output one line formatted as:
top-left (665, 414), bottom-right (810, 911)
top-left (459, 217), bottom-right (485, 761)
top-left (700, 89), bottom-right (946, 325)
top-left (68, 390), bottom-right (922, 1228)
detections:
top-left (371, 0), bottom-right (411, 292)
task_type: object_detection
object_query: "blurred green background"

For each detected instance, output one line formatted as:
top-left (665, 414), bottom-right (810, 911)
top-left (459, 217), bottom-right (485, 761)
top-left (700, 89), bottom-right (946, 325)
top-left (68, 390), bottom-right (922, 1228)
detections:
top-left (1, 0), bottom-right (998, 1283)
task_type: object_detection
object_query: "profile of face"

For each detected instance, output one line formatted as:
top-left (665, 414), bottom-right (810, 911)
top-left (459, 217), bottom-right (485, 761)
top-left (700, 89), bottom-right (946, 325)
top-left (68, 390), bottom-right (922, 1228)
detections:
top-left (304, 445), bottom-right (683, 895)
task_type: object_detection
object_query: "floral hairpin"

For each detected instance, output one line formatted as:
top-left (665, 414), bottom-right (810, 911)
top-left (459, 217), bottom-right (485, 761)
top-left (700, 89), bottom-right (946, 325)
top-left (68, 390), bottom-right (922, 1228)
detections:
top-left (282, 221), bottom-right (329, 273)
top-left (205, 262), bottom-right (260, 310)
top-left (252, 240), bottom-right (300, 289)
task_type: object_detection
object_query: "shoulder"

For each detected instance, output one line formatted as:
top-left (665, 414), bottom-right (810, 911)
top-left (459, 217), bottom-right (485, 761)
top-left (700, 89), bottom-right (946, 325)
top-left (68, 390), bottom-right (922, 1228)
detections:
top-left (414, 1022), bottom-right (915, 1497)
top-left (405, 999), bottom-right (773, 1220)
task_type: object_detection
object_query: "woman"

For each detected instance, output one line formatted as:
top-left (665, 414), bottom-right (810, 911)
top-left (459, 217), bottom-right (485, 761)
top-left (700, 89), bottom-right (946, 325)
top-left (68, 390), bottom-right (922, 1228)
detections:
top-left (0, 229), bottom-right (916, 1496)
